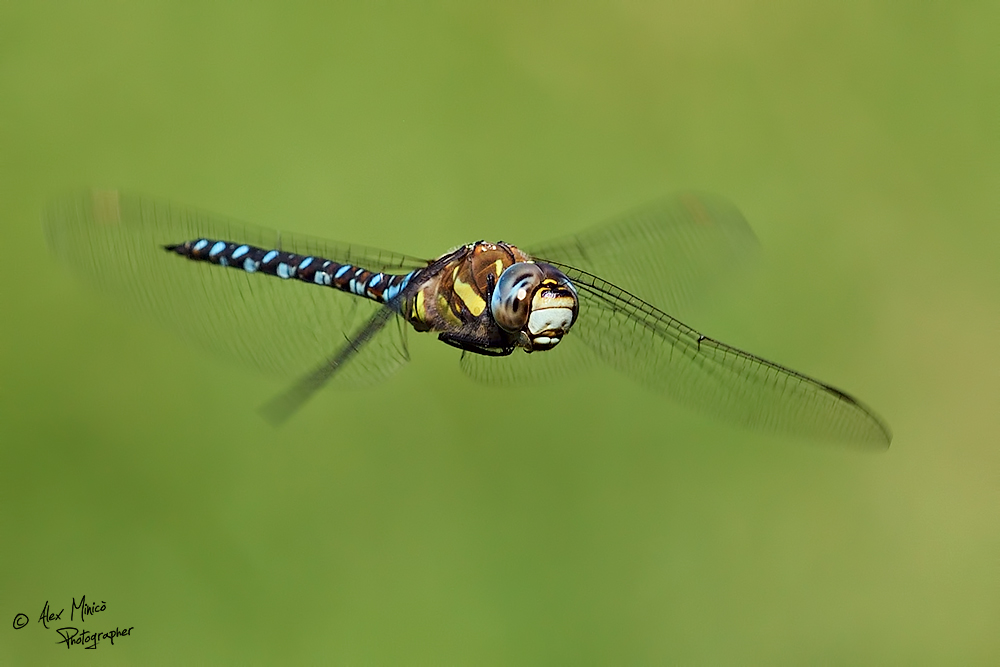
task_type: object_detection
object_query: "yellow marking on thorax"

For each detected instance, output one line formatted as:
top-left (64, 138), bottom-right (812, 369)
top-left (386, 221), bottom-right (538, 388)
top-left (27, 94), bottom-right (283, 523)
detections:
top-left (413, 289), bottom-right (427, 322)
top-left (452, 265), bottom-right (486, 317)
top-left (493, 259), bottom-right (504, 277)
top-left (437, 292), bottom-right (463, 326)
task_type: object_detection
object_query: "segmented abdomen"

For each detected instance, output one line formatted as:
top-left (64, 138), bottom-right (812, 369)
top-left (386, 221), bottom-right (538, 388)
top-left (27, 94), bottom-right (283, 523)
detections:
top-left (165, 238), bottom-right (416, 304)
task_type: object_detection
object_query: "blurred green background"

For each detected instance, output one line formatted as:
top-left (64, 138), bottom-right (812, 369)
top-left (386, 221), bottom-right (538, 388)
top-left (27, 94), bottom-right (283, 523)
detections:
top-left (1, 2), bottom-right (997, 664)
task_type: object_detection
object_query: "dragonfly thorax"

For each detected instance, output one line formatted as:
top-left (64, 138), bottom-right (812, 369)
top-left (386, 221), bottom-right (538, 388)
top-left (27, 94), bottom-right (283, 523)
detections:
top-left (491, 261), bottom-right (579, 352)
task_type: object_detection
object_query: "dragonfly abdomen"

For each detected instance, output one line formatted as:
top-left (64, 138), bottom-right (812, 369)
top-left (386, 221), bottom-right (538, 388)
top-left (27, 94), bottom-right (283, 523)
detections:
top-left (164, 238), bottom-right (416, 304)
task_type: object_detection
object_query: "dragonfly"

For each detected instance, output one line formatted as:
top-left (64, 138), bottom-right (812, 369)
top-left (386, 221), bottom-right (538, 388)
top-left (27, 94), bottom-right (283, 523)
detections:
top-left (45, 190), bottom-right (891, 446)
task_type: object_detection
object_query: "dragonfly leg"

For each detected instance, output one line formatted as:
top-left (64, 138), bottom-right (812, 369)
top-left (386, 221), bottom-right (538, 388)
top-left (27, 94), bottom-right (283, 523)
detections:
top-left (438, 332), bottom-right (515, 357)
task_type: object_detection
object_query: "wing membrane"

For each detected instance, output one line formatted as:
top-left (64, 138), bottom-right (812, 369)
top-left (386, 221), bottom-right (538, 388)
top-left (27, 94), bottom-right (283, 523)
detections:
top-left (560, 265), bottom-right (891, 446)
top-left (531, 192), bottom-right (760, 316)
top-left (260, 304), bottom-right (401, 424)
top-left (45, 190), bottom-right (424, 384)
top-left (458, 334), bottom-right (597, 386)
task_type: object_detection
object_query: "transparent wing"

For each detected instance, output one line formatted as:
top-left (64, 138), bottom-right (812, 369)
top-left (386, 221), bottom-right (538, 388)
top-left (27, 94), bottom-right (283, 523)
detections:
top-left (460, 192), bottom-right (760, 387)
top-left (459, 334), bottom-right (598, 386)
top-left (44, 190), bottom-right (426, 384)
top-left (531, 192), bottom-right (760, 316)
top-left (562, 265), bottom-right (891, 446)
top-left (260, 304), bottom-right (401, 424)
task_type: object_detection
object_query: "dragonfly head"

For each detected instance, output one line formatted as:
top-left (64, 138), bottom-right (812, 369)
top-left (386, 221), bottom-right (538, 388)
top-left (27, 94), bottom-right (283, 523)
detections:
top-left (490, 261), bottom-right (579, 352)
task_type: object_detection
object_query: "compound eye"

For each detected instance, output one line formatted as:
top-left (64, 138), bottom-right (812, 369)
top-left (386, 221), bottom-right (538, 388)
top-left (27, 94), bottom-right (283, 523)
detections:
top-left (490, 262), bottom-right (544, 333)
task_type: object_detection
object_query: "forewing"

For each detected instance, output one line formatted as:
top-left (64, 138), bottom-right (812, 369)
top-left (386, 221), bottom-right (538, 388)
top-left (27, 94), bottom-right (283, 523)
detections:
top-left (531, 192), bottom-right (760, 317)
